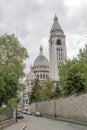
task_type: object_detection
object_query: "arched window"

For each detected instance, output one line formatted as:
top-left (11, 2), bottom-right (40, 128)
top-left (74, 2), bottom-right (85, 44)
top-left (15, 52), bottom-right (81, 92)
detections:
top-left (31, 82), bottom-right (33, 86)
top-left (37, 74), bottom-right (39, 79)
top-left (51, 41), bottom-right (52, 45)
top-left (25, 99), bottom-right (28, 104)
top-left (43, 74), bottom-right (45, 79)
top-left (46, 74), bottom-right (48, 79)
top-left (27, 82), bottom-right (29, 86)
top-left (57, 39), bottom-right (61, 45)
top-left (40, 74), bottom-right (42, 79)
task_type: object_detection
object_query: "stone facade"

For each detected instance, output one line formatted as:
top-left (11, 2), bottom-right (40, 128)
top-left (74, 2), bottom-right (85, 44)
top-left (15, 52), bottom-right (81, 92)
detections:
top-left (20, 15), bottom-right (67, 111)
top-left (21, 46), bottom-right (49, 111)
top-left (30, 93), bottom-right (87, 124)
top-left (20, 67), bottom-right (35, 111)
top-left (33, 46), bottom-right (49, 81)
top-left (49, 14), bottom-right (67, 82)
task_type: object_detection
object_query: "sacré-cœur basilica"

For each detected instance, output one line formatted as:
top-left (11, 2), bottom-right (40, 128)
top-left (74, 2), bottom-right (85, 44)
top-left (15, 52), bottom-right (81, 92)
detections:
top-left (19, 15), bottom-right (67, 111)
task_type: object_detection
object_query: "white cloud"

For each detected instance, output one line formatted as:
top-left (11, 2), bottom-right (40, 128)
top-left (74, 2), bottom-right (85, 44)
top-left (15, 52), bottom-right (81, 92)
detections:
top-left (0, 0), bottom-right (87, 73)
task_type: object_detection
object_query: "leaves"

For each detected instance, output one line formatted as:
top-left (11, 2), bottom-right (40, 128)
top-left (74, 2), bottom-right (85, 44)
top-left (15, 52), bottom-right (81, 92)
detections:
top-left (0, 34), bottom-right (29, 78)
top-left (59, 44), bottom-right (87, 96)
top-left (30, 79), bottom-right (55, 103)
top-left (7, 98), bottom-right (18, 108)
top-left (0, 34), bottom-right (29, 106)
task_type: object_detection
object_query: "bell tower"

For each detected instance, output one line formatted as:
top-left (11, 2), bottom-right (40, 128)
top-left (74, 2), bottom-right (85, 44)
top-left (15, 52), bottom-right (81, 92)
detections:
top-left (49, 14), bottom-right (67, 82)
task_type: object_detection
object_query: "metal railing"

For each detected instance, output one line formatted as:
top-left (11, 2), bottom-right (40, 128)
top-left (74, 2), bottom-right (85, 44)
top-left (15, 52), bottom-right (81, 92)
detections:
top-left (0, 107), bottom-right (14, 122)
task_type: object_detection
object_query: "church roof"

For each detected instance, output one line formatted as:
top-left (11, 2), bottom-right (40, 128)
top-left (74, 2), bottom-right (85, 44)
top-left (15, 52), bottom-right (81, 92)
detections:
top-left (33, 46), bottom-right (49, 67)
top-left (34, 55), bottom-right (49, 67)
top-left (26, 66), bottom-right (35, 80)
top-left (50, 14), bottom-right (63, 33)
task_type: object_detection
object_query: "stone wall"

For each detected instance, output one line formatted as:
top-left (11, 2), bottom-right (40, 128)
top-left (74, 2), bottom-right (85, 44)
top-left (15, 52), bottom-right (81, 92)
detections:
top-left (31, 93), bottom-right (87, 124)
top-left (0, 109), bottom-right (16, 129)
top-left (0, 119), bottom-right (15, 130)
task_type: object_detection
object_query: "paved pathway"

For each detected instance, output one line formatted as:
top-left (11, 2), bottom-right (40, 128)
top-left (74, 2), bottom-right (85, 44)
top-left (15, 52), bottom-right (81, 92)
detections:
top-left (23, 114), bottom-right (87, 130)
top-left (3, 120), bottom-right (25, 130)
top-left (2, 114), bottom-right (87, 130)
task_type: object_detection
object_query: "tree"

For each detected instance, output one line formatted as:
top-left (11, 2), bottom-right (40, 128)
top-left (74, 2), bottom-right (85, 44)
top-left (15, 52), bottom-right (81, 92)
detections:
top-left (78, 44), bottom-right (87, 60)
top-left (7, 98), bottom-right (18, 108)
top-left (59, 44), bottom-right (87, 96)
top-left (0, 34), bottom-right (29, 106)
top-left (0, 34), bottom-right (28, 78)
top-left (4, 72), bottom-right (19, 103)
top-left (30, 79), bottom-right (55, 103)
top-left (78, 44), bottom-right (87, 89)
top-left (59, 59), bottom-right (85, 96)
top-left (40, 79), bottom-right (55, 99)
top-left (0, 73), bottom-right (6, 106)
top-left (29, 79), bottom-right (41, 103)
top-left (54, 84), bottom-right (61, 97)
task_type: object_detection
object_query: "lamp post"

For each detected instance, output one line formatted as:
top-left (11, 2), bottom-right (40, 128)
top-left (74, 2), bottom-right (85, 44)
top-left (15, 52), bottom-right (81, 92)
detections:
top-left (54, 100), bottom-right (56, 117)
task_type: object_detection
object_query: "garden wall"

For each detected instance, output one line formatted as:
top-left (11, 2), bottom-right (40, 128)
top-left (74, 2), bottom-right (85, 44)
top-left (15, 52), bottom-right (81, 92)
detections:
top-left (31, 93), bottom-right (87, 124)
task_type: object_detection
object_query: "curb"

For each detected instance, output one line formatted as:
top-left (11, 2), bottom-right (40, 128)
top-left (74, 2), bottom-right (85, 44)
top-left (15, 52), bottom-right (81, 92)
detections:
top-left (2, 122), bottom-right (26, 130)
top-left (19, 122), bottom-right (26, 130)
top-left (43, 115), bottom-right (87, 126)
top-left (21, 123), bottom-right (26, 130)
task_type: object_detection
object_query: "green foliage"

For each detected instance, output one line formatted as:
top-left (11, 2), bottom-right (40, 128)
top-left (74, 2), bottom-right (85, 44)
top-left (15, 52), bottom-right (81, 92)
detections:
top-left (59, 44), bottom-right (87, 96)
top-left (78, 44), bottom-right (87, 88)
top-left (40, 79), bottom-right (55, 99)
top-left (54, 84), bottom-right (61, 97)
top-left (29, 79), bottom-right (40, 103)
top-left (7, 98), bottom-right (18, 108)
top-left (0, 34), bottom-right (29, 106)
top-left (78, 44), bottom-right (87, 60)
top-left (0, 34), bottom-right (28, 78)
top-left (0, 73), bottom-right (6, 106)
top-left (4, 72), bottom-right (19, 101)
top-left (30, 79), bottom-right (55, 103)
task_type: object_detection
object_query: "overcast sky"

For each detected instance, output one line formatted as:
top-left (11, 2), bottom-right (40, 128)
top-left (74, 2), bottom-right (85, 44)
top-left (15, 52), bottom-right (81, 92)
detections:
top-left (0, 0), bottom-right (87, 73)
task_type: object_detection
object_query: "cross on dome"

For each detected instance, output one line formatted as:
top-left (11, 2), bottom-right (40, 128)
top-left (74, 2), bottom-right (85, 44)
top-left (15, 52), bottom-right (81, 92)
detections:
top-left (54, 14), bottom-right (58, 21)
top-left (40, 45), bottom-right (43, 55)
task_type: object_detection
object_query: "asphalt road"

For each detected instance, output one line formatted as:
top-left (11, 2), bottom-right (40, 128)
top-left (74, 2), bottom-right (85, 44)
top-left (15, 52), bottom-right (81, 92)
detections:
top-left (21, 114), bottom-right (87, 130)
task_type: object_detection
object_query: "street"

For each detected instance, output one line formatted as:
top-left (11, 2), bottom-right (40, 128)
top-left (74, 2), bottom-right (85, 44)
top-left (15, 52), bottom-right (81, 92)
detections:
top-left (19, 114), bottom-right (87, 130)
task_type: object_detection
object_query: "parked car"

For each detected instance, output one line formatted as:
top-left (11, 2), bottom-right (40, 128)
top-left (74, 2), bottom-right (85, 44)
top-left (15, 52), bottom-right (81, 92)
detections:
top-left (27, 111), bottom-right (32, 115)
top-left (35, 112), bottom-right (42, 117)
top-left (17, 112), bottom-right (24, 119)
top-left (21, 110), bottom-right (32, 115)
top-left (21, 110), bottom-right (27, 114)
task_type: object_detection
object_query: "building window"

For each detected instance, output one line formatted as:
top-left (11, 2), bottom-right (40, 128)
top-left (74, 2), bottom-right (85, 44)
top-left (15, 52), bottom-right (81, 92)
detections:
top-left (51, 41), bottom-right (52, 45)
top-left (40, 74), bottom-right (42, 79)
top-left (31, 82), bottom-right (33, 86)
top-left (57, 39), bottom-right (61, 45)
top-left (37, 74), bottom-right (39, 79)
top-left (43, 74), bottom-right (45, 79)
top-left (27, 83), bottom-right (29, 86)
top-left (46, 74), bottom-right (48, 79)
top-left (25, 99), bottom-right (28, 104)
top-left (61, 53), bottom-right (62, 59)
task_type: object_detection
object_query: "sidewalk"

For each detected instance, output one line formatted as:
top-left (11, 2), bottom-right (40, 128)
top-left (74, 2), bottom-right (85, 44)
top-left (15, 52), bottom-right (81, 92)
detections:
top-left (3, 121), bottom-right (26, 130)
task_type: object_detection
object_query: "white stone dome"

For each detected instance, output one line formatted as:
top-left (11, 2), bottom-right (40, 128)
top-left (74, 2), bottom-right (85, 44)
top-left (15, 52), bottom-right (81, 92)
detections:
top-left (26, 67), bottom-right (35, 81)
top-left (33, 46), bottom-right (49, 81)
top-left (33, 55), bottom-right (49, 67)
top-left (33, 46), bottom-right (49, 67)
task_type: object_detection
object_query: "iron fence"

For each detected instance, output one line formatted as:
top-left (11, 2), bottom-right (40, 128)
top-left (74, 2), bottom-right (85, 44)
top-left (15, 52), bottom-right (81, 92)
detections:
top-left (0, 107), bottom-right (14, 122)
